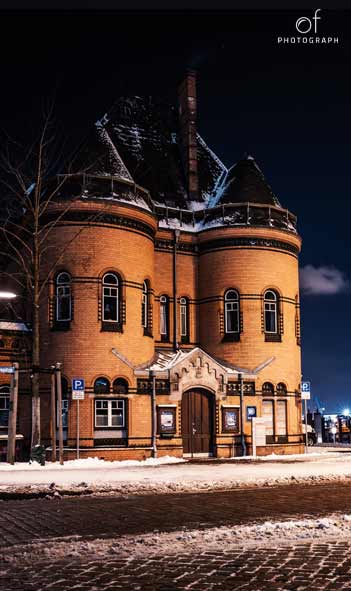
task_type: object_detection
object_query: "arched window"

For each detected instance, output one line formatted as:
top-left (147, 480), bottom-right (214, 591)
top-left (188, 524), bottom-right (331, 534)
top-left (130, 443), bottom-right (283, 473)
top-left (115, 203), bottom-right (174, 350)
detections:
top-left (56, 272), bottom-right (72, 321)
top-left (113, 378), bottom-right (129, 394)
top-left (142, 280), bottom-right (152, 336)
top-left (160, 295), bottom-right (169, 341)
top-left (102, 273), bottom-right (119, 322)
top-left (262, 382), bottom-right (274, 396)
top-left (0, 385), bottom-right (10, 427)
top-left (180, 297), bottom-right (189, 343)
top-left (94, 377), bottom-right (110, 394)
top-left (264, 290), bottom-right (278, 334)
top-left (224, 290), bottom-right (240, 334)
top-left (141, 281), bottom-right (148, 328)
top-left (277, 382), bottom-right (287, 396)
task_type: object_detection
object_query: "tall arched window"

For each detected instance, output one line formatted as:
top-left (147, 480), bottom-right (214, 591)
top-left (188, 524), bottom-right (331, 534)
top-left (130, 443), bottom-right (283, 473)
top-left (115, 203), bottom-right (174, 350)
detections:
top-left (160, 295), bottom-right (169, 341)
top-left (142, 280), bottom-right (152, 336)
top-left (264, 290), bottom-right (278, 334)
top-left (56, 272), bottom-right (72, 321)
top-left (224, 290), bottom-right (240, 334)
top-left (94, 377), bottom-right (110, 394)
top-left (0, 385), bottom-right (10, 428)
top-left (141, 281), bottom-right (148, 328)
top-left (102, 273), bottom-right (119, 322)
top-left (180, 297), bottom-right (189, 343)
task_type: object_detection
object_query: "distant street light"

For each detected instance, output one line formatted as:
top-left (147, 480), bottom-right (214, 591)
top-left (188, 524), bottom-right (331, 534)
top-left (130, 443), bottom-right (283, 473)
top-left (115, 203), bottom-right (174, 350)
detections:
top-left (0, 291), bottom-right (17, 299)
top-left (343, 408), bottom-right (350, 417)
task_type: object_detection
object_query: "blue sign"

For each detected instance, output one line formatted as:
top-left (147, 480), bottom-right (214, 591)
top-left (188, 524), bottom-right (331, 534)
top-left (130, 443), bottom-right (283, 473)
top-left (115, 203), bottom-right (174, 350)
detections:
top-left (246, 406), bottom-right (257, 421)
top-left (72, 378), bottom-right (85, 391)
top-left (301, 381), bottom-right (311, 394)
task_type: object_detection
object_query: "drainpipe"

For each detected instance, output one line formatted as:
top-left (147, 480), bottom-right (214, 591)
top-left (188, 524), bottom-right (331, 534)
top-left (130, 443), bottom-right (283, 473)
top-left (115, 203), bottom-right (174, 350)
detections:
top-left (149, 370), bottom-right (157, 458)
top-left (173, 229), bottom-right (180, 351)
top-left (238, 372), bottom-right (247, 456)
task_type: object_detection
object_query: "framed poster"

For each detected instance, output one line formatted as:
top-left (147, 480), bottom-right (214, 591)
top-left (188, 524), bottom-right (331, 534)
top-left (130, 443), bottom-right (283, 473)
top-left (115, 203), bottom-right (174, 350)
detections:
top-left (222, 406), bottom-right (240, 433)
top-left (157, 406), bottom-right (176, 434)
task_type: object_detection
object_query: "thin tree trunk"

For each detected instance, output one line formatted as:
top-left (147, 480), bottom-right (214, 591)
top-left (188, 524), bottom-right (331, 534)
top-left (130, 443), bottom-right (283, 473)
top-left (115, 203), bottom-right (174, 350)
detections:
top-left (31, 230), bottom-right (41, 448)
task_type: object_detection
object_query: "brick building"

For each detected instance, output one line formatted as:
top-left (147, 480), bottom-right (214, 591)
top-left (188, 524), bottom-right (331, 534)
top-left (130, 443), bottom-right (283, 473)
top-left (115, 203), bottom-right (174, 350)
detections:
top-left (1, 71), bottom-right (304, 459)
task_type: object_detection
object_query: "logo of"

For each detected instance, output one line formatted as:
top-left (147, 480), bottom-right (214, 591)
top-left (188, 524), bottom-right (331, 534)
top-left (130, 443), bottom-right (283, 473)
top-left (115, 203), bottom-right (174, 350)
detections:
top-left (277, 9), bottom-right (339, 45)
top-left (296, 9), bottom-right (321, 34)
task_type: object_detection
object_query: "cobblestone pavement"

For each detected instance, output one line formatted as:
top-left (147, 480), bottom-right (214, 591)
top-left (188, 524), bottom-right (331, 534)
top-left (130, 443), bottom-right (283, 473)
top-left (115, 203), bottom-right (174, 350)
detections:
top-left (3, 541), bottom-right (351, 590)
top-left (3, 483), bottom-right (351, 589)
top-left (3, 482), bottom-right (351, 548)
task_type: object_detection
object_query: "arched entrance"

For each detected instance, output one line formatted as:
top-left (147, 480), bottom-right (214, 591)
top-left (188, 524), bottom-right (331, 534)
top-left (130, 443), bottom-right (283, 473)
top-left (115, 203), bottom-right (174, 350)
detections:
top-left (181, 388), bottom-right (214, 456)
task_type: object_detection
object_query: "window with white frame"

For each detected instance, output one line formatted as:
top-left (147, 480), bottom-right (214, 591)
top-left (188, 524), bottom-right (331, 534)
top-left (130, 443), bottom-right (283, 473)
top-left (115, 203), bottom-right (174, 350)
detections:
top-left (224, 289), bottom-right (240, 333)
top-left (160, 295), bottom-right (169, 339)
top-left (264, 290), bottom-right (278, 333)
top-left (56, 272), bottom-right (72, 321)
top-left (0, 385), bottom-right (10, 428)
top-left (276, 400), bottom-right (287, 436)
top-left (102, 273), bottom-right (119, 322)
top-left (180, 297), bottom-right (189, 341)
top-left (142, 281), bottom-right (148, 328)
top-left (262, 399), bottom-right (274, 437)
top-left (95, 399), bottom-right (125, 428)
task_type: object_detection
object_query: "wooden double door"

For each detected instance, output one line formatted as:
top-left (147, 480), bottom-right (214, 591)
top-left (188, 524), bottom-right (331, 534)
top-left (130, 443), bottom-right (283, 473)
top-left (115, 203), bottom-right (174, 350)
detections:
top-left (181, 389), bottom-right (214, 455)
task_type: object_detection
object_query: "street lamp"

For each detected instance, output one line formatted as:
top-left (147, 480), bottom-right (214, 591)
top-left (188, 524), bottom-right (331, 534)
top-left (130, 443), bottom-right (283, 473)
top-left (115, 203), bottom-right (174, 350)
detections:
top-left (343, 408), bottom-right (350, 417)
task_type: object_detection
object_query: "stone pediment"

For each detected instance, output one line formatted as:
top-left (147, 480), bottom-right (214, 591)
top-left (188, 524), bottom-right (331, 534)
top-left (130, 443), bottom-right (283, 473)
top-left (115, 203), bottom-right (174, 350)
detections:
top-left (168, 348), bottom-right (231, 401)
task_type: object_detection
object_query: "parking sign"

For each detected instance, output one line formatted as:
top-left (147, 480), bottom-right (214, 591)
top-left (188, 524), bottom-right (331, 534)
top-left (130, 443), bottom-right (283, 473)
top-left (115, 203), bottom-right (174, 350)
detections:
top-left (301, 381), bottom-right (311, 400)
top-left (72, 378), bottom-right (85, 400)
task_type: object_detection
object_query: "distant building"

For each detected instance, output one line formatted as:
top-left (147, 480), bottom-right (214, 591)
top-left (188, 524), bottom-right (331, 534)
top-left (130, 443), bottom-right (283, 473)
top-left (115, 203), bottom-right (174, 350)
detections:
top-left (1, 71), bottom-right (303, 459)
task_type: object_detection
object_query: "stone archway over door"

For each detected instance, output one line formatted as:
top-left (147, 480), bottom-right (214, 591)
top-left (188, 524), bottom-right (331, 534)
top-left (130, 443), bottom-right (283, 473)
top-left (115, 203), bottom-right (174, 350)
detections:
top-left (182, 389), bottom-right (214, 455)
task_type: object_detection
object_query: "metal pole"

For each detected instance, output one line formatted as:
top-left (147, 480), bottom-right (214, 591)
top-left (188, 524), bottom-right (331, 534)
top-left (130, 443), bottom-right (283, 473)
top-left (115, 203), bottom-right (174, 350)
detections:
top-left (304, 398), bottom-right (308, 454)
top-left (7, 362), bottom-right (19, 465)
top-left (55, 363), bottom-right (64, 465)
top-left (77, 399), bottom-right (80, 460)
top-left (239, 373), bottom-right (247, 456)
top-left (150, 371), bottom-right (157, 458)
top-left (173, 229), bottom-right (180, 351)
top-left (50, 368), bottom-right (56, 462)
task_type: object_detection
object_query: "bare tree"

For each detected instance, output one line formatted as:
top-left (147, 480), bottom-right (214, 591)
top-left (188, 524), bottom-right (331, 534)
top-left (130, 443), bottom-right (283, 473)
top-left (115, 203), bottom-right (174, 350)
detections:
top-left (0, 108), bottom-right (100, 449)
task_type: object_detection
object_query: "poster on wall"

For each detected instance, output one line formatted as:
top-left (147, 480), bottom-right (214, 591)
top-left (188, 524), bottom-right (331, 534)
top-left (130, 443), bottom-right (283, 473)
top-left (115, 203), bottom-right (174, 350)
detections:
top-left (222, 407), bottom-right (240, 433)
top-left (157, 406), bottom-right (176, 434)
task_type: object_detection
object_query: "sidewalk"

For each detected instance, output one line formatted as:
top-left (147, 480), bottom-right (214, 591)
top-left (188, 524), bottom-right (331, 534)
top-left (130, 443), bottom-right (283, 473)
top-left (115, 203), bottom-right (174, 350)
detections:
top-left (1, 448), bottom-right (351, 497)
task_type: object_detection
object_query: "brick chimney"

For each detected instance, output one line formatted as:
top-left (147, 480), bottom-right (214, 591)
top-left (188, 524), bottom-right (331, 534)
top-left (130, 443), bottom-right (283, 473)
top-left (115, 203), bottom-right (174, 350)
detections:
top-left (178, 69), bottom-right (199, 201)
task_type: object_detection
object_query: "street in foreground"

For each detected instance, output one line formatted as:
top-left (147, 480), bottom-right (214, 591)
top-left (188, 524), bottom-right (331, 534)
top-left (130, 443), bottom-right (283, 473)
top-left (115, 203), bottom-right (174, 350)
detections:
top-left (2, 471), bottom-right (351, 588)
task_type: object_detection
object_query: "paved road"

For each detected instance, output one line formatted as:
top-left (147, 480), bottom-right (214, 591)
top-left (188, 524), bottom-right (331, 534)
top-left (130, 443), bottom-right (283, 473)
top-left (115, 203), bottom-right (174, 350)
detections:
top-left (3, 483), bottom-right (351, 589)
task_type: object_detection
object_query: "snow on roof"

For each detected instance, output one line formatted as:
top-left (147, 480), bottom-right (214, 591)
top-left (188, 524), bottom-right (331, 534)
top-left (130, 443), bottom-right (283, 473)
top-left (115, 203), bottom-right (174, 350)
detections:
top-left (140, 346), bottom-right (270, 377)
top-left (95, 124), bottom-right (133, 182)
top-left (0, 321), bottom-right (29, 332)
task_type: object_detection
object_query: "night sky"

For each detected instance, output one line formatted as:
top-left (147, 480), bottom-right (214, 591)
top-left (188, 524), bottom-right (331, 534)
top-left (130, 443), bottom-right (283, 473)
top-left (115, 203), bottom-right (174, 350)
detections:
top-left (1, 9), bottom-right (350, 412)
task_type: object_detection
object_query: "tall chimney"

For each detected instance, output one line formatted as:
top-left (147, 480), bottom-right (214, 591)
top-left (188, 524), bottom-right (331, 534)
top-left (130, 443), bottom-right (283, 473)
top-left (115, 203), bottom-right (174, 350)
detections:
top-left (178, 69), bottom-right (199, 201)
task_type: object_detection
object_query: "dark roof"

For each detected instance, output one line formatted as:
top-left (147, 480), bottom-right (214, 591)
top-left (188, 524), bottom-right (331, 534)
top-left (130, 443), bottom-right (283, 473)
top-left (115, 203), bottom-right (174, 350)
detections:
top-left (216, 156), bottom-right (281, 207)
top-left (78, 96), bottom-right (226, 210)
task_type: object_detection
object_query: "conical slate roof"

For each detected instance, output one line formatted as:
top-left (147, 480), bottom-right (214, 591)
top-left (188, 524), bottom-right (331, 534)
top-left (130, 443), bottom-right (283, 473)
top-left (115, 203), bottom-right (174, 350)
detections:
top-left (216, 155), bottom-right (281, 207)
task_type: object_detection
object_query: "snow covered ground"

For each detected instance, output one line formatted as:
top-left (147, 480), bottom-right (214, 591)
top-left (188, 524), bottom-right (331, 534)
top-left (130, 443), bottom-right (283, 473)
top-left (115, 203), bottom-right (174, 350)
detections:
top-left (2, 448), bottom-right (351, 495)
top-left (5, 512), bottom-right (351, 565)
